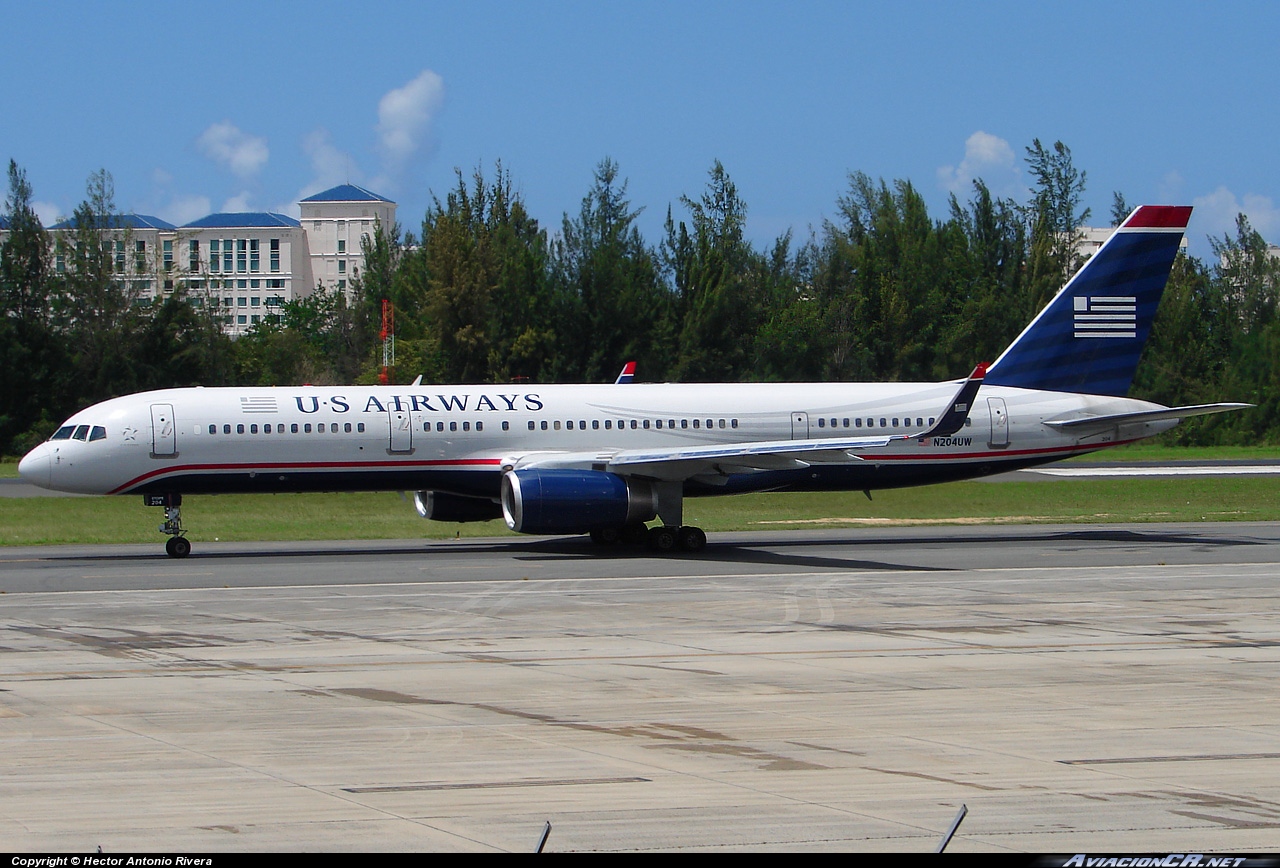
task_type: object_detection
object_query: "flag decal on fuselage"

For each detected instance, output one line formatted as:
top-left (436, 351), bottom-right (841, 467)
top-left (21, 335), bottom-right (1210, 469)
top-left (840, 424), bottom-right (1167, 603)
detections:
top-left (240, 397), bottom-right (278, 413)
top-left (1074, 295), bottom-right (1136, 338)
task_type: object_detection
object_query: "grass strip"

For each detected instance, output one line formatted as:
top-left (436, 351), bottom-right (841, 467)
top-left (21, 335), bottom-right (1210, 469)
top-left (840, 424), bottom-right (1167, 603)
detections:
top-left (2, 477), bottom-right (1277, 547)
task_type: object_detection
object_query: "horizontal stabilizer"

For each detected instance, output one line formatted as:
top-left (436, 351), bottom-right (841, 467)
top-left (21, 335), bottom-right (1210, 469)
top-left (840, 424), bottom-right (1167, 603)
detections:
top-left (1043, 402), bottom-right (1253, 430)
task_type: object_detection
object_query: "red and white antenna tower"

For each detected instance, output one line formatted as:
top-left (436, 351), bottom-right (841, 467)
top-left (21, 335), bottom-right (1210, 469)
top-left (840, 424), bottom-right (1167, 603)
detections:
top-left (379, 299), bottom-right (395, 385)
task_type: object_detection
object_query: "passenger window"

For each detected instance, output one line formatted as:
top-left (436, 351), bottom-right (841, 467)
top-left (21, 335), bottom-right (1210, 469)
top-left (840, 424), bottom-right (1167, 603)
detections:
top-left (73, 425), bottom-right (90, 441)
top-left (437, 421), bottom-right (444, 432)
top-left (291, 423), bottom-right (299, 433)
top-left (631, 420), bottom-right (638, 429)
top-left (462, 422), bottom-right (470, 432)
top-left (304, 424), bottom-right (312, 433)
top-left (917, 418), bottom-right (923, 427)
top-left (317, 423), bottom-right (325, 433)
top-left (224, 424), bottom-right (232, 434)
top-left (528, 421), bottom-right (536, 431)
top-left (476, 421), bottom-right (483, 432)
top-left (593, 420), bottom-right (600, 430)
top-left (51, 426), bottom-right (75, 440)
top-left (566, 420), bottom-right (574, 430)
top-left (357, 423), bottom-right (365, 432)
top-left (642, 419), bottom-right (650, 429)
top-left (450, 421), bottom-right (458, 432)
top-left (541, 421), bottom-right (548, 431)
top-left (250, 424), bottom-right (258, 434)
top-left (605, 420), bottom-right (612, 430)
top-left (855, 418), bottom-right (862, 428)
top-left (731, 419), bottom-right (738, 428)
top-left (880, 418), bottom-right (887, 427)
top-left (554, 421), bottom-right (561, 431)
top-left (669, 420), bottom-right (676, 429)
top-left (681, 419), bottom-right (688, 429)
top-left (655, 420), bottom-right (663, 429)
top-left (830, 418), bottom-right (837, 428)
top-left (580, 420), bottom-right (587, 429)
top-left (502, 421), bottom-right (509, 431)
top-left (692, 419), bottom-right (700, 429)
top-left (817, 418), bottom-right (825, 428)
top-left (237, 424), bottom-right (245, 434)
top-left (929, 418), bottom-right (935, 426)
top-left (208, 424), bottom-right (216, 435)
top-left (892, 418), bottom-right (899, 427)
top-left (90, 426), bottom-right (107, 441)
top-left (344, 423), bottom-right (352, 433)
top-left (719, 419), bottom-right (726, 429)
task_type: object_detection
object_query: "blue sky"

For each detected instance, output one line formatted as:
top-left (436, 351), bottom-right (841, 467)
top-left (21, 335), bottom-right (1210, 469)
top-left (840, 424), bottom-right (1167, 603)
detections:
top-left (3, 1), bottom-right (1277, 259)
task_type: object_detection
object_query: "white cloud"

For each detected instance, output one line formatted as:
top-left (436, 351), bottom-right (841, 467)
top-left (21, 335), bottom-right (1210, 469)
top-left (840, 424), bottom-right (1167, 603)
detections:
top-left (937, 131), bottom-right (1021, 200)
top-left (197, 121), bottom-right (269, 179)
top-left (221, 192), bottom-right (254, 213)
top-left (1192, 186), bottom-right (1280, 246)
top-left (33, 200), bottom-right (62, 226)
top-left (161, 195), bottom-right (212, 226)
top-left (1157, 170), bottom-right (1184, 204)
top-left (377, 69), bottom-right (444, 167)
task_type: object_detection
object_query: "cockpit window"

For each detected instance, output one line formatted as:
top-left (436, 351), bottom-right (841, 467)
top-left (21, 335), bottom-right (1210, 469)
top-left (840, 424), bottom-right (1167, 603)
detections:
top-left (89, 426), bottom-right (107, 442)
top-left (51, 426), bottom-right (75, 440)
top-left (72, 425), bottom-right (90, 441)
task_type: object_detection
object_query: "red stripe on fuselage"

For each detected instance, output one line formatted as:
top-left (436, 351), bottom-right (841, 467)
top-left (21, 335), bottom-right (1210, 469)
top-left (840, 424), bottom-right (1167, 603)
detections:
top-left (109, 457), bottom-right (503, 495)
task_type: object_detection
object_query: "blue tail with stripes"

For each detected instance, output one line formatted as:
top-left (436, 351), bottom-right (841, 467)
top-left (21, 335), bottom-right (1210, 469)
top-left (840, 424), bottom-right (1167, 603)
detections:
top-left (984, 205), bottom-right (1191, 397)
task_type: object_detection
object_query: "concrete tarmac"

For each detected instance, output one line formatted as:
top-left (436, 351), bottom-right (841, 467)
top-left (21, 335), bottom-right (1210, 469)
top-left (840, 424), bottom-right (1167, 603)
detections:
top-left (1, 524), bottom-right (1279, 852)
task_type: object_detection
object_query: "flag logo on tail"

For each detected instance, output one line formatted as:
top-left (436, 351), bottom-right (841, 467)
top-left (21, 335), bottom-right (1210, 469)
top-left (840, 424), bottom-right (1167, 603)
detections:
top-left (1074, 296), bottom-right (1136, 338)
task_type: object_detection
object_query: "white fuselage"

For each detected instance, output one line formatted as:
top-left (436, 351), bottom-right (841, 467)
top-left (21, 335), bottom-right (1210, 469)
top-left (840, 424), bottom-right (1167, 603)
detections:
top-left (18, 382), bottom-right (1175, 500)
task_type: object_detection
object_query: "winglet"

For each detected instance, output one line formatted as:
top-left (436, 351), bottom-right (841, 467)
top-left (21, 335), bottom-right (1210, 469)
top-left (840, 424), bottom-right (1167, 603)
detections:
top-left (917, 363), bottom-right (986, 439)
top-left (614, 361), bottom-right (636, 384)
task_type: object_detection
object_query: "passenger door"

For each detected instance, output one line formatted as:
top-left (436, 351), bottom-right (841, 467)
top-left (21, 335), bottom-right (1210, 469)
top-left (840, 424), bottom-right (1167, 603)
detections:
top-left (150, 404), bottom-right (176, 457)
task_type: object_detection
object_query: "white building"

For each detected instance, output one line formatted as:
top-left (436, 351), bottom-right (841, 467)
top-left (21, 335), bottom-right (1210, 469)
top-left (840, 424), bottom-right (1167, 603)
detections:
top-left (9, 184), bottom-right (396, 336)
top-left (299, 184), bottom-right (396, 297)
top-left (179, 212), bottom-right (316, 336)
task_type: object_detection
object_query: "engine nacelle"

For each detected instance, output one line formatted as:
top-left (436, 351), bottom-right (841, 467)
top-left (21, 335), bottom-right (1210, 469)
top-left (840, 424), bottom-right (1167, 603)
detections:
top-left (413, 490), bottom-right (504, 523)
top-left (501, 469), bottom-right (657, 534)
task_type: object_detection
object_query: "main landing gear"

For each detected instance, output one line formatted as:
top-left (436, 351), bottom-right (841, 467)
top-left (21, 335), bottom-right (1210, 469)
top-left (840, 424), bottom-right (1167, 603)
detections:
top-left (588, 482), bottom-right (707, 553)
top-left (590, 523), bottom-right (708, 553)
top-left (146, 493), bottom-right (191, 558)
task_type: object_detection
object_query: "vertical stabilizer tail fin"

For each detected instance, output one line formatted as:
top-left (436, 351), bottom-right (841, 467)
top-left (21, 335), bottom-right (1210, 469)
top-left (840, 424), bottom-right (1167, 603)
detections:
top-left (984, 205), bottom-right (1191, 396)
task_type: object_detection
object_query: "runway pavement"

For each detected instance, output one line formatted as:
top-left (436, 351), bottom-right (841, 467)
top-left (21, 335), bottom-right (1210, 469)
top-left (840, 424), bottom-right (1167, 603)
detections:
top-left (1, 524), bottom-right (1279, 852)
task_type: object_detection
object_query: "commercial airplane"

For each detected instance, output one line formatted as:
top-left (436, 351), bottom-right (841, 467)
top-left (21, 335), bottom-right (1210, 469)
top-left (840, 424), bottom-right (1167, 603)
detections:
top-left (18, 205), bottom-right (1249, 558)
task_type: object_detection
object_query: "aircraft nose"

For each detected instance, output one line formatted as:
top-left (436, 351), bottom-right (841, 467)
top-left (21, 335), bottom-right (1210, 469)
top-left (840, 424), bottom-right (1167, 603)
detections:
top-left (18, 443), bottom-right (51, 489)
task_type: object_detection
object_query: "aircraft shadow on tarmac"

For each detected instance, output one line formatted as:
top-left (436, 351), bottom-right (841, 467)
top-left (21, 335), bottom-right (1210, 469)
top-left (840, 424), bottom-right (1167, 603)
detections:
top-left (26, 526), bottom-right (1261, 576)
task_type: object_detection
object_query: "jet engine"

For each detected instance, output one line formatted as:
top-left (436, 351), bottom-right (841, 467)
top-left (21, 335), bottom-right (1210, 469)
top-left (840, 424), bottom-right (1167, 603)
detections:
top-left (413, 490), bottom-right (504, 523)
top-left (501, 469), bottom-right (657, 534)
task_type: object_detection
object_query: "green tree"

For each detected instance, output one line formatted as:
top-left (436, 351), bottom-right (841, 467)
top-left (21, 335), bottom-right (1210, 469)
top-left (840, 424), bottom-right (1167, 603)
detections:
top-left (1, 160), bottom-right (65, 453)
top-left (662, 160), bottom-right (762, 381)
top-left (1024, 139), bottom-right (1090, 315)
top-left (553, 158), bottom-right (673, 382)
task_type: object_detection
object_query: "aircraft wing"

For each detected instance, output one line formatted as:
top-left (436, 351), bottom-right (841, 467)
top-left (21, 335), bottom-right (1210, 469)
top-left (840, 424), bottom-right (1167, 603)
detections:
top-left (1042, 402), bottom-right (1253, 432)
top-left (511, 364), bottom-right (987, 482)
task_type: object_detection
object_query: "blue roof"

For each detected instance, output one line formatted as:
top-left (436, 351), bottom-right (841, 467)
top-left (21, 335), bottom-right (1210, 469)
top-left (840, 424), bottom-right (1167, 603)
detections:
top-left (182, 212), bottom-right (302, 229)
top-left (300, 184), bottom-right (392, 203)
top-left (49, 214), bottom-right (176, 231)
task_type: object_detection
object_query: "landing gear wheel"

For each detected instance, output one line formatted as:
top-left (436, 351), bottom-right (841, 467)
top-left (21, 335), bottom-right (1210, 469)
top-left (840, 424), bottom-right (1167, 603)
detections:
top-left (621, 522), bottom-right (649, 546)
top-left (648, 525), bottom-right (678, 552)
top-left (165, 536), bottom-right (191, 559)
top-left (678, 526), bottom-right (707, 553)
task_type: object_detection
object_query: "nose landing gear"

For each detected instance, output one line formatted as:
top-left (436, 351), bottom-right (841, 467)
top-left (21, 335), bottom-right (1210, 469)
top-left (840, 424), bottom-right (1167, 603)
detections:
top-left (145, 494), bottom-right (191, 558)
